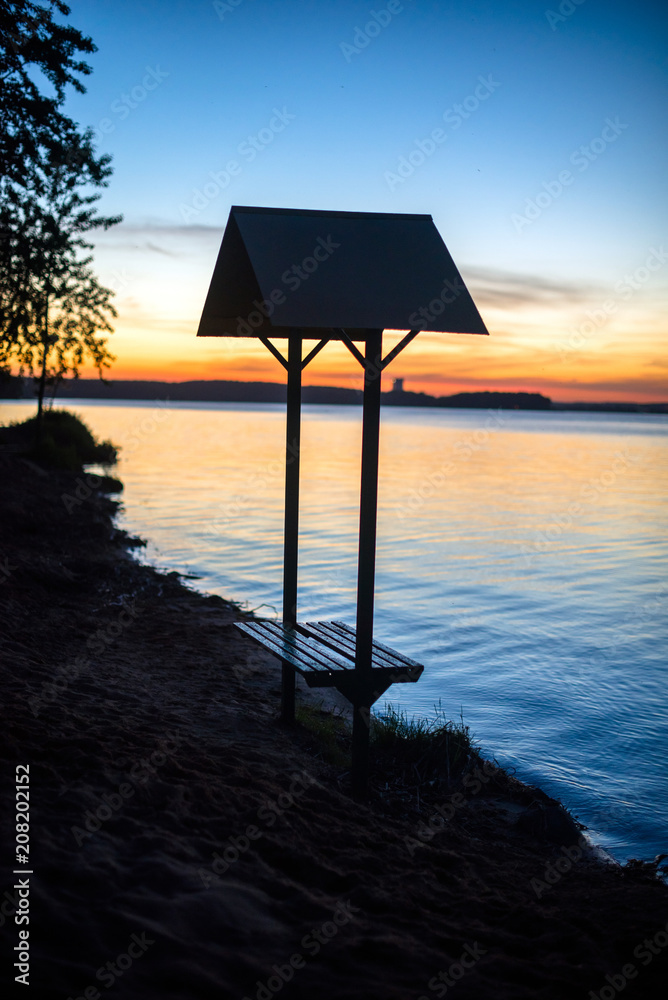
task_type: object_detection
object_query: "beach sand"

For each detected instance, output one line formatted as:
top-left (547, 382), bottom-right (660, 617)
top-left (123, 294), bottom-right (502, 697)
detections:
top-left (1, 452), bottom-right (667, 999)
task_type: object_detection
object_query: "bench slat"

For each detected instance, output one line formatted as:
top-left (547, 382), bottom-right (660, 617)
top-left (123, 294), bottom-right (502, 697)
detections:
top-left (238, 621), bottom-right (328, 672)
top-left (300, 620), bottom-right (417, 671)
top-left (237, 622), bottom-right (328, 675)
top-left (296, 621), bottom-right (355, 659)
top-left (238, 620), bottom-right (353, 674)
top-left (235, 620), bottom-right (424, 696)
top-left (330, 620), bottom-right (424, 668)
top-left (301, 621), bottom-right (384, 667)
top-left (257, 621), bottom-right (353, 672)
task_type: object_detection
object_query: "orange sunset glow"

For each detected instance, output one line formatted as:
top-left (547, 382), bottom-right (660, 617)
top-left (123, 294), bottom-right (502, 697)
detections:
top-left (76, 266), bottom-right (667, 404)
top-left (15, 0), bottom-right (664, 410)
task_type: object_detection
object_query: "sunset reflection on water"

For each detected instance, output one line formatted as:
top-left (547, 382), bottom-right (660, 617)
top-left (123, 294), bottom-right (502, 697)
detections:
top-left (2, 399), bottom-right (666, 862)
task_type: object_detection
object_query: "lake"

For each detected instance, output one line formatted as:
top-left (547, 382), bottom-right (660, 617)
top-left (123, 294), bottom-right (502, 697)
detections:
top-left (3, 398), bottom-right (667, 864)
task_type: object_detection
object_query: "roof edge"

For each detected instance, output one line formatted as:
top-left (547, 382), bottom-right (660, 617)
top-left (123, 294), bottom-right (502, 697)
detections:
top-left (230, 205), bottom-right (433, 222)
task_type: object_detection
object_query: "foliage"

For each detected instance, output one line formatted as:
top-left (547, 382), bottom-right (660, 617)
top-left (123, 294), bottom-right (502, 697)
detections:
top-left (0, 1), bottom-right (121, 410)
top-left (0, 0), bottom-right (96, 188)
top-left (1, 407), bottom-right (118, 468)
top-left (4, 165), bottom-right (119, 385)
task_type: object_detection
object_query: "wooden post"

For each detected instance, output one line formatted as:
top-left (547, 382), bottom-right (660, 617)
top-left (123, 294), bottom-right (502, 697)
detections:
top-left (281, 334), bottom-right (301, 723)
top-left (352, 329), bottom-right (383, 799)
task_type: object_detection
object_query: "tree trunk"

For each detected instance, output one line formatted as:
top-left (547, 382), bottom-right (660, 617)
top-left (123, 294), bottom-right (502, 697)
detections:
top-left (35, 294), bottom-right (49, 447)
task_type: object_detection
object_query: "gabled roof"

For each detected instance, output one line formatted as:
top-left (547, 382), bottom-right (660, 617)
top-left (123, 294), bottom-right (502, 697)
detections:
top-left (197, 205), bottom-right (488, 341)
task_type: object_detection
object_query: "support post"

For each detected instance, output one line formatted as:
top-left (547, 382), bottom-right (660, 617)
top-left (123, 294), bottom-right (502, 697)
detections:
top-left (281, 334), bottom-right (301, 723)
top-left (352, 329), bottom-right (383, 799)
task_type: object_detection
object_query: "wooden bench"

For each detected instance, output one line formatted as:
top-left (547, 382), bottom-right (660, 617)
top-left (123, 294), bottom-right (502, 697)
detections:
top-left (235, 619), bottom-right (423, 706)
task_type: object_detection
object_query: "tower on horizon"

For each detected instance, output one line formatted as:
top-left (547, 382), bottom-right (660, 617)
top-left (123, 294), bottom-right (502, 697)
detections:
top-left (393, 378), bottom-right (404, 393)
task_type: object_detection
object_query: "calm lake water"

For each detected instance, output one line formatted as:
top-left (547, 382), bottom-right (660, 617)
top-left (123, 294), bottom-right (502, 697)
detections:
top-left (4, 399), bottom-right (667, 863)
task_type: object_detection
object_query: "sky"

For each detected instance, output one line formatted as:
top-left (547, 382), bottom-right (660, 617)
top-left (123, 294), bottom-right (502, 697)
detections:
top-left (54, 0), bottom-right (667, 402)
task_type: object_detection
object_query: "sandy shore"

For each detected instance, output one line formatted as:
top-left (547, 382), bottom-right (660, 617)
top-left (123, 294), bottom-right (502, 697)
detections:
top-left (1, 451), bottom-right (667, 999)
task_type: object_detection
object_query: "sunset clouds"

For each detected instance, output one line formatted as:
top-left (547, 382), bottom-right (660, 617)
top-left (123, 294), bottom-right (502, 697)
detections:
top-left (63, 0), bottom-right (666, 402)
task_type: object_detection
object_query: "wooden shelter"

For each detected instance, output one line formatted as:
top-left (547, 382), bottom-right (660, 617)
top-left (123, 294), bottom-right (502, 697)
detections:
top-left (197, 205), bottom-right (488, 797)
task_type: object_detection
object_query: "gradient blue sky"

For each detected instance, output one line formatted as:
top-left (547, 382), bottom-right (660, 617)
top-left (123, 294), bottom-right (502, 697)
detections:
top-left (57, 0), bottom-right (667, 400)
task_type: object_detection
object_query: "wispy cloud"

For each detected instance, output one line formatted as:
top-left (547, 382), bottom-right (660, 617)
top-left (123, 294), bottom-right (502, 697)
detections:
top-left (464, 266), bottom-right (599, 309)
top-left (144, 240), bottom-right (178, 256)
top-left (97, 225), bottom-right (602, 312)
top-left (92, 221), bottom-right (222, 254)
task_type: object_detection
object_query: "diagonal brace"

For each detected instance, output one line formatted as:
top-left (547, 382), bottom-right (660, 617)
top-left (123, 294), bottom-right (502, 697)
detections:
top-left (259, 335), bottom-right (329, 372)
top-left (301, 338), bottom-right (328, 369)
top-left (259, 336), bottom-right (289, 370)
top-left (337, 329), bottom-right (366, 368)
top-left (337, 328), bottom-right (419, 372)
top-left (380, 329), bottom-right (419, 369)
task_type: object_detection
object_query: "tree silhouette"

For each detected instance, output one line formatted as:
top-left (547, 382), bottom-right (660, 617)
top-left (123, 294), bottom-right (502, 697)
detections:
top-left (0, 0), bottom-right (121, 419)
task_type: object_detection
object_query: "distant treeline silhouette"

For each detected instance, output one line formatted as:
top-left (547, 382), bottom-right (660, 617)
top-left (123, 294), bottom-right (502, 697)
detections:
top-left (3, 376), bottom-right (551, 409)
top-left (2, 375), bottom-right (666, 411)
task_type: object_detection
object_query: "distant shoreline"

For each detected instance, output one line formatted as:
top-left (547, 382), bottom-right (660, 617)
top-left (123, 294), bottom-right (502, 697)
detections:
top-left (2, 377), bottom-right (667, 413)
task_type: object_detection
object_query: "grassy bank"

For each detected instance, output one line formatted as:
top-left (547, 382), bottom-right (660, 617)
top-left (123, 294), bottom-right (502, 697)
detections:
top-left (0, 407), bottom-right (118, 470)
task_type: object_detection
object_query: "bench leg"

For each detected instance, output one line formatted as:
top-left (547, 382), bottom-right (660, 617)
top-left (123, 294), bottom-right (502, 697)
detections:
top-left (281, 660), bottom-right (296, 725)
top-left (351, 699), bottom-right (371, 801)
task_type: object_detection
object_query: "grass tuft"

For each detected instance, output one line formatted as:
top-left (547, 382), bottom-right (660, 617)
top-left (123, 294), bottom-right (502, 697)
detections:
top-left (370, 700), bottom-right (478, 785)
top-left (295, 695), bottom-right (481, 795)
